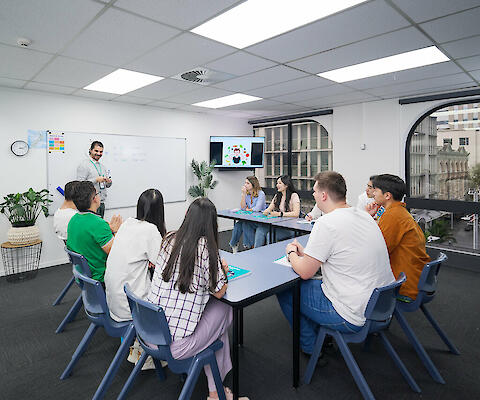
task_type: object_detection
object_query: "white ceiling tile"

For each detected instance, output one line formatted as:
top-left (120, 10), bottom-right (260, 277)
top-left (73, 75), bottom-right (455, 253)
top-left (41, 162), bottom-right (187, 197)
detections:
top-left (62, 8), bottom-right (180, 67)
top-left (442, 35), bottom-right (480, 59)
top-left (24, 81), bottom-right (76, 94)
top-left (205, 51), bottom-right (277, 76)
top-left (114, 0), bottom-right (244, 30)
top-left (0, 77), bottom-right (26, 88)
top-left (245, 76), bottom-right (332, 98)
top-left (127, 32), bottom-right (236, 77)
top-left (128, 78), bottom-right (199, 100)
top-left (346, 62), bottom-right (463, 90)
top-left (0, 44), bottom-right (53, 80)
top-left (221, 99), bottom-right (307, 112)
top-left (391, 0), bottom-right (480, 23)
top-left (456, 55), bottom-right (480, 71)
top-left (148, 100), bottom-right (181, 109)
top-left (72, 89), bottom-right (119, 100)
top-left (213, 66), bottom-right (309, 91)
top-left (272, 84), bottom-right (352, 103)
top-left (246, 0), bottom-right (410, 63)
top-left (0, 0), bottom-right (104, 53)
top-left (294, 91), bottom-right (377, 108)
top-left (420, 7), bottom-right (480, 43)
top-left (113, 95), bottom-right (155, 105)
top-left (34, 56), bottom-right (115, 87)
top-left (162, 86), bottom-right (234, 104)
top-left (176, 104), bottom-right (208, 113)
top-left (365, 73), bottom-right (474, 96)
top-left (288, 27), bottom-right (432, 74)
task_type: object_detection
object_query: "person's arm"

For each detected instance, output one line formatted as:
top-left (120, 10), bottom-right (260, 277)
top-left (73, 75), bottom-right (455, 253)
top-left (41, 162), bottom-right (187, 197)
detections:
top-left (263, 197), bottom-right (276, 215)
top-left (77, 161), bottom-right (105, 184)
top-left (240, 185), bottom-right (247, 210)
top-left (286, 239), bottom-right (322, 280)
top-left (310, 205), bottom-right (323, 220)
top-left (102, 237), bottom-right (114, 254)
top-left (378, 213), bottom-right (403, 254)
top-left (251, 191), bottom-right (266, 212)
top-left (211, 258), bottom-right (228, 299)
top-left (282, 193), bottom-right (300, 217)
top-left (104, 165), bottom-right (112, 187)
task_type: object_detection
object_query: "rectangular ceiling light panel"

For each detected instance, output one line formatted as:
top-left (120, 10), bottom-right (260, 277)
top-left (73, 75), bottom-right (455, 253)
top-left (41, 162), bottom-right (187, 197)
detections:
top-left (318, 46), bottom-right (450, 83)
top-left (193, 93), bottom-right (261, 108)
top-left (192, 0), bottom-right (368, 48)
top-left (84, 69), bottom-right (164, 95)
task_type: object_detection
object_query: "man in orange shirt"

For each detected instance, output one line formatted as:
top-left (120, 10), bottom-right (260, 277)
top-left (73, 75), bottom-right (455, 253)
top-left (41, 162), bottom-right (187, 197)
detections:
top-left (367, 174), bottom-right (430, 301)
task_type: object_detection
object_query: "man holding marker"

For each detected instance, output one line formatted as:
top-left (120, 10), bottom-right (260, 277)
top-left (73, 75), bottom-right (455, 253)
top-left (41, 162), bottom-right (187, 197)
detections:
top-left (76, 141), bottom-right (112, 218)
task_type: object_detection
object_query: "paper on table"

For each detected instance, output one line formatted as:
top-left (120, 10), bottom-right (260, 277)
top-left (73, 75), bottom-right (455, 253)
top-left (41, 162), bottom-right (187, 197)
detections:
top-left (274, 255), bottom-right (291, 267)
top-left (297, 219), bottom-right (314, 224)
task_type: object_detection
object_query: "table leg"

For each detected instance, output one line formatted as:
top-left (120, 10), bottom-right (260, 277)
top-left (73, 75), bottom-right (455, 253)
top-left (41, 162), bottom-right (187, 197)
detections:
top-left (239, 308), bottom-right (244, 346)
top-left (232, 307), bottom-right (240, 400)
top-left (292, 281), bottom-right (300, 388)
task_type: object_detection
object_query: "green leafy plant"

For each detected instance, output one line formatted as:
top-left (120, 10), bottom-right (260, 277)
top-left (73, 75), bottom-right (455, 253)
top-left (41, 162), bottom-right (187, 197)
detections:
top-left (188, 159), bottom-right (218, 198)
top-left (424, 218), bottom-right (456, 243)
top-left (0, 188), bottom-right (52, 227)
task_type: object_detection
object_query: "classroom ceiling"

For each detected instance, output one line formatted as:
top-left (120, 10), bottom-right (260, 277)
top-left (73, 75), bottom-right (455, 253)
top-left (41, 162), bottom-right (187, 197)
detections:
top-left (1, 0), bottom-right (480, 119)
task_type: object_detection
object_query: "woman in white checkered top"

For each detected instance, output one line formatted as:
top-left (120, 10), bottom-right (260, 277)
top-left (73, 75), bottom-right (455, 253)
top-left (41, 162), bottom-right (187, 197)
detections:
top-left (148, 198), bottom-right (249, 400)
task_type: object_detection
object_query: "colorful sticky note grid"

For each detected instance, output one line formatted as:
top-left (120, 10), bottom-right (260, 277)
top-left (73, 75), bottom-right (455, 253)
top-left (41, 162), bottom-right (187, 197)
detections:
top-left (48, 137), bottom-right (65, 152)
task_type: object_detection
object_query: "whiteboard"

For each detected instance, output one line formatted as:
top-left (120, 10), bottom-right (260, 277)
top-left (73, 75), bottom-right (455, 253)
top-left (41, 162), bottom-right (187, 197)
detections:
top-left (47, 131), bottom-right (186, 214)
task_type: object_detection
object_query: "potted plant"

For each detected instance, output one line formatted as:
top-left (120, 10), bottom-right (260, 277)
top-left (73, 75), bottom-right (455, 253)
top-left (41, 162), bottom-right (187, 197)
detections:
top-left (188, 159), bottom-right (218, 198)
top-left (0, 188), bottom-right (52, 245)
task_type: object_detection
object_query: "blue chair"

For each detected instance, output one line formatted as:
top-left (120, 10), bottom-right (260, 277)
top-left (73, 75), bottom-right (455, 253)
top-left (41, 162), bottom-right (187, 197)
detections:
top-left (304, 273), bottom-right (421, 400)
top-left (61, 268), bottom-right (136, 400)
top-left (117, 283), bottom-right (227, 400)
top-left (54, 248), bottom-right (91, 334)
top-left (394, 252), bottom-right (459, 384)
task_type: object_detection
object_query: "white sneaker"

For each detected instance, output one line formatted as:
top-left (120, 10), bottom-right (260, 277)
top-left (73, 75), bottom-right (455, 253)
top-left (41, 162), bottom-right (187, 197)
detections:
top-left (127, 345), bottom-right (139, 364)
top-left (230, 244), bottom-right (238, 254)
top-left (140, 356), bottom-right (168, 370)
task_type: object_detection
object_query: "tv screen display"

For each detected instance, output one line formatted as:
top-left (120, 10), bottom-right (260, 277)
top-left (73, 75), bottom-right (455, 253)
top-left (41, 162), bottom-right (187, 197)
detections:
top-left (210, 136), bottom-right (264, 168)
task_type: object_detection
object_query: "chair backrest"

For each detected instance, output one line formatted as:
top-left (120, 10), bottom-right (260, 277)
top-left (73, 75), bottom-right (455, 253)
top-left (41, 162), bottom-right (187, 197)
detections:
top-left (65, 247), bottom-right (92, 277)
top-left (365, 273), bottom-right (406, 322)
top-left (72, 267), bottom-right (108, 316)
top-left (124, 283), bottom-right (172, 347)
top-left (418, 252), bottom-right (447, 294)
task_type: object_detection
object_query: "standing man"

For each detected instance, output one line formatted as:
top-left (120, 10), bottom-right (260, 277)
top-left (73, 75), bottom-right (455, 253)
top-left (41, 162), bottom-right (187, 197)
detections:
top-left (77, 141), bottom-right (112, 218)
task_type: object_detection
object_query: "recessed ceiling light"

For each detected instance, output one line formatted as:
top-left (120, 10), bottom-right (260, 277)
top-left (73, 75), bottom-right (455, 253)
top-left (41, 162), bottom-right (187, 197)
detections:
top-left (83, 69), bottom-right (164, 95)
top-left (193, 94), bottom-right (262, 108)
top-left (192, 0), bottom-right (368, 49)
top-left (318, 46), bottom-right (450, 83)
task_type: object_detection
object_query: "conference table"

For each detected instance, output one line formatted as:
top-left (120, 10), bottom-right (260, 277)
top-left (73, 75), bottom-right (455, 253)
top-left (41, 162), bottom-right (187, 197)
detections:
top-left (271, 218), bottom-right (315, 236)
top-left (219, 235), bottom-right (309, 400)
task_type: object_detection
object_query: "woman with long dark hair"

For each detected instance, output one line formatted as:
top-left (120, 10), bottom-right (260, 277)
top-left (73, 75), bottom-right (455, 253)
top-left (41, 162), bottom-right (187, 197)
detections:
top-left (254, 175), bottom-right (300, 247)
top-left (229, 175), bottom-right (266, 252)
top-left (148, 198), bottom-right (248, 400)
top-left (105, 188), bottom-right (166, 322)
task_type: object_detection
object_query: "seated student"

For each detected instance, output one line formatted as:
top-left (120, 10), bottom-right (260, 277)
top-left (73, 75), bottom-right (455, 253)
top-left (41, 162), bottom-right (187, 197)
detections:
top-left (367, 174), bottom-right (430, 301)
top-left (305, 204), bottom-right (323, 221)
top-left (254, 175), bottom-right (300, 247)
top-left (277, 171), bottom-right (394, 356)
top-left (67, 181), bottom-right (122, 282)
top-left (229, 176), bottom-right (266, 252)
top-left (357, 175), bottom-right (376, 211)
top-left (53, 180), bottom-right (80, 241)
top-left (148, 198), bottom-right (248, 400)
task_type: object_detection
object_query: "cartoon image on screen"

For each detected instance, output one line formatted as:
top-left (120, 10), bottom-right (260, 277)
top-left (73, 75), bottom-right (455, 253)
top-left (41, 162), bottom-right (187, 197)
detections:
top-left (210, 136), bottom-right (264, 168)
top-left (224, 145), bottom-right (249, 166)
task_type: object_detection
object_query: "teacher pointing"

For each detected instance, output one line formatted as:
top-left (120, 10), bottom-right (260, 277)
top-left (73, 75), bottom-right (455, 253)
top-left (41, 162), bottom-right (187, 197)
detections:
top-left (77, 141), bottom-right (112, 218)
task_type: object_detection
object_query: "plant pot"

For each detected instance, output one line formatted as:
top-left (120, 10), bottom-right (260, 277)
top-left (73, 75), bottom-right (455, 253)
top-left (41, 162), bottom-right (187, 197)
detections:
top-left (7, 225), bottom-right (41, 245)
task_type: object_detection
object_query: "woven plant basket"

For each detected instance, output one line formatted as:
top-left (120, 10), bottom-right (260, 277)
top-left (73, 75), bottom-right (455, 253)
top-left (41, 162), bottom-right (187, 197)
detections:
top-left (7, 225), bottom-right (41, 245)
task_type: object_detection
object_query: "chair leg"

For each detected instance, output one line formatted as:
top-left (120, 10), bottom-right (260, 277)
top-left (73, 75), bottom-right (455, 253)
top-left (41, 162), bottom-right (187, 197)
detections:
top-left (394, 309), bottom-right (445, 384)
top-left (152, 358), bottom-right (166, 382)
top-left (378, 331), bottom-right (421, 393)
top-left (117, 351), bottom-right (148, 400)
top-left (178, 357), bottom-right (204, 400)
top-left (52, 276), bottom-right (76, 306)
top-left (60, 323), bottom-right (98, 379)
top-left (421, 304), bottom-right (460, 355)
top-left (335, 333), bottom-right (375, 400)
top-left (92, 324), bottom-right (136, 400)
top-left (55, 294), bottom-right (83, 334)
top-left (303, 329), bottom-right (326, 384)
top-left (209, 357), bottom-right (227, 400)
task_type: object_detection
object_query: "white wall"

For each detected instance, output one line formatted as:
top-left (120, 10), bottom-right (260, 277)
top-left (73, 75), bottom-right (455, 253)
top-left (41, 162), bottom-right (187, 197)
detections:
top-left (0, 88), bottom-right (251, 275)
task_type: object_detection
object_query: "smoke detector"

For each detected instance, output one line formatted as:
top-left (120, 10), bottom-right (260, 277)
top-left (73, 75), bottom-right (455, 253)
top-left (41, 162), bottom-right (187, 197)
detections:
top-left (17, 37), bottom-right (32, 47)
top-left (172, 67), bottom-right (236, 86)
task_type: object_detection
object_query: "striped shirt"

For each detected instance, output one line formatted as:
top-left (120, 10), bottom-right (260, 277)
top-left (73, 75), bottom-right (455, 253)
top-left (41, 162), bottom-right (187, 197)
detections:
top-left (147, 235), bottom-right (227, 340)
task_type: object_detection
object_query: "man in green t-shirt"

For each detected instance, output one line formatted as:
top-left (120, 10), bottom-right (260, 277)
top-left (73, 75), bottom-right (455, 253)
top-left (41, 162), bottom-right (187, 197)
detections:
top-left (67, 181), bottom-right (122, 282)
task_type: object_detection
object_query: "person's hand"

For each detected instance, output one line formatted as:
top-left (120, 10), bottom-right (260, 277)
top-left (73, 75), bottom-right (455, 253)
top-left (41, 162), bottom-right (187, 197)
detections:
top-left (270, 211), bottom-right (281, 217)
top-left (263, 209), bottom-right (269, 216)
top-left (96, 176), bottom-right (106, 183)
top-left (292, 239), bottom-right (305, 256)
top-left (105, 177), bottom-right (112, 184)
top-left (241, 185), bottom-right (247, 195)
top-left (286, 241), bottom-right (298, 256)
top-left (109, 214), bottom-right (123, 233)
top-left (305, 213), bottom-right (313, 221)
top-left (366, 202), bottom-right (380, 217)
top-left (221, 258), bottom-right (229, 273)
top-left (246, 207), bottom-right (252, 211)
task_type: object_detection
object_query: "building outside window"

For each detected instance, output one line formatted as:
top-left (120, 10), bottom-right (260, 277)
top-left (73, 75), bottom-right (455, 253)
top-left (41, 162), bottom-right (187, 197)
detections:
top-left (459, 137), bottom-right (469, 146)
top-left (443, 138), bottom-right (452, 145)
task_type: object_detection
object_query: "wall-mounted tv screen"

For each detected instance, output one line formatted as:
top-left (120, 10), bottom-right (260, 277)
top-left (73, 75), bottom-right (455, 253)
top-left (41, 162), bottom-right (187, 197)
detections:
top-left (210, 136), bottom-right (264, 168)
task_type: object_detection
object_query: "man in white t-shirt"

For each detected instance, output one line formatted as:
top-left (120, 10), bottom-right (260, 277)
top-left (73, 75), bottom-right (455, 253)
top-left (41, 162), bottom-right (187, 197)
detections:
top-left (277, 171), bottom-right (394, 355)
top-left (53, 181), bottom-right (80, 241)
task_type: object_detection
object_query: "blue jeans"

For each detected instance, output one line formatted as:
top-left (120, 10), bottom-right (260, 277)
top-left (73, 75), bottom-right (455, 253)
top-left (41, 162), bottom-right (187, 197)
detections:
top-left (229, 221), bottom-right (256, 248)
top-left (277, 280), bottom-right (362, 354)
top-left (254, 225), bottom-right (295, 248)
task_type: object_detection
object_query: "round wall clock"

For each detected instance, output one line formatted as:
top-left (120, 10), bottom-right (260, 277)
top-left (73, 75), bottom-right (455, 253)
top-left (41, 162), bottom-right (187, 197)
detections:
top-left (11, 140), bottom-right (29, 156)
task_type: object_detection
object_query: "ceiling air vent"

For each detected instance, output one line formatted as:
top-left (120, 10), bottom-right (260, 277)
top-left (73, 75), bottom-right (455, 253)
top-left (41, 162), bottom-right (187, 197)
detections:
top-left (172, 67), bottom-right (236, 86)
